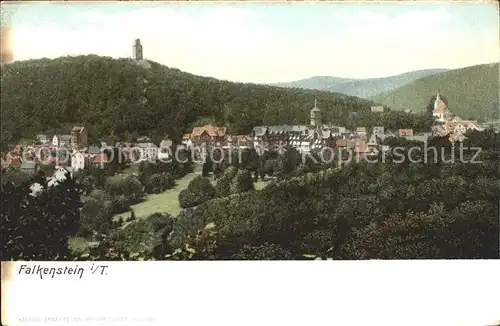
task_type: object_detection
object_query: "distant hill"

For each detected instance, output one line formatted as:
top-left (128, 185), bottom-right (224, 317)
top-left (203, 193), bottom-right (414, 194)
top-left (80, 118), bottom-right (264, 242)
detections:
top-left (270, 69), bottom-right (448, 98)
top-left (371, 63), bottom-right (499, 121)
top-left (0, 55), bottom-right (378, 150)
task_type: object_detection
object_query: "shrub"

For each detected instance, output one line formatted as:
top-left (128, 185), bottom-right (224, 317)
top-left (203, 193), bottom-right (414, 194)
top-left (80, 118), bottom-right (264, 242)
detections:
top-left (163, 172), bottom-right (175, 190)
top-left (106, 175), bottom-right (143, 206)
top-left (146, 173), bottom-right (165, 194)
top-left (215, 166), bottom-right (237, 197)
top-left (112, 195), bottom-right (130, 215)
top-left (202, 160), bottom-right (212, 177)
top-left (230, 169), bottom-right (254, 194)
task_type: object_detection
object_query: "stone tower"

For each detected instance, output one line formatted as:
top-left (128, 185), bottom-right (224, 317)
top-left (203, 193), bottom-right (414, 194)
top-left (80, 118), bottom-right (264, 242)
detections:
top-left (133, 39), bottom-right (143, 61)
top-left (310, 98), bottom-right (322, 128)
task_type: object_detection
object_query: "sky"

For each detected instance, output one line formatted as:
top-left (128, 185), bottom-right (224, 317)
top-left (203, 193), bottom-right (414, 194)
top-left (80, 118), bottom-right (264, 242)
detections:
top-left (1, 1), bottom-right (499, 83)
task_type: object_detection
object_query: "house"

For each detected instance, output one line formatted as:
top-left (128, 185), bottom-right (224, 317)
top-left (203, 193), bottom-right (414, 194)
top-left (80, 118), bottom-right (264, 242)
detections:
top-left (51, 167), bottom-right (73, 184)
top-left (20, 161), bottom-right (39, 175)
top-left (71, 150), bottom-right (86, 171)
top-left (92, 153), bottom-right (109, 169)
top-left (88, 145), bottom-right (102, 155)
top-left (191, 125), bottom-right (227, 147)
top-left (225, 135), bottom-right (253, 149)
top-left (36, 134), bottom-right (49, 144)
top-left (443, 120), bottom-right (483, 143)
top-left (356, 127), bottom-right (367, 139)
top-left (159, 139), bottom-right (173, 149)
top-left (22, 147), bottom-right (37, 161)
top-left (327, 126), bottom-right (347, 137)
top-left (371, 106), bottom-right (384, 113)
top-left (158, 139), bottom-right (172, 161)
top-left (399, 129), bottom-right (414, 137)
top-left (367, 134), bottom-right (379, 147)
top-left (181, 134), bottom-right (192, 148)
top-left (5, 150), bottom-right (22, 168)
top-left (354, 140), bottom-right (369, 154)
top-left (52, 134), bottom-right (71, 148)
top-left (335, 139), bottom-right (347, 148)
top-left (298, 138), bottom-right (311, 154)
top-left (137, 142), bottom-right (158, 162)
top-left (71, 125), bottom-right (88, 149)
top-left (137, 136), bottom-right (152, 143)
top-left (445, 120), bottom-right (483, 134)
top-left (372, 126), bottom-right (385, 135)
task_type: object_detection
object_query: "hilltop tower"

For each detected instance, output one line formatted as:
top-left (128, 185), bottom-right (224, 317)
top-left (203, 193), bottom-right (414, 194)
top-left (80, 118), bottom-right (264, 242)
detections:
top-left (310, 98), bottom-right (322, 128)
top-left (132, 39), bottom-right (143, 61)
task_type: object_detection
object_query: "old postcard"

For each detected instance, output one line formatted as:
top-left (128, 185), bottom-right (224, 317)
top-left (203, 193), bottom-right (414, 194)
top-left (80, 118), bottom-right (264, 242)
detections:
top-left (0, 1), bottom-right (499, 262)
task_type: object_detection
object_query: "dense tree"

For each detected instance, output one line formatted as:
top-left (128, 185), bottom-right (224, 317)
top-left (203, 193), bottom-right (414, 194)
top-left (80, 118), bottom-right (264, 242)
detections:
top-left (215, 166), bottom-right (238, 198)
top-left (106, 175), bottom-right (143, 206)
top-left (178, 176), bottom-right (216, 209)
top-left (230, 169), bottom-right (255, 194)
top-left (79, 191), bottom-right (114, 240)
top-left (145, 173), bottom-right (170, 194)
top-left (0, 172), bottom-right (83, 260)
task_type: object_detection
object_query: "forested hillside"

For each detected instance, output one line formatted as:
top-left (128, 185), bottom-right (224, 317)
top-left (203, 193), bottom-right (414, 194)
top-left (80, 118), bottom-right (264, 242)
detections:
top-left (0, 55), bottom-right (378, 149)
top-left (372, 63), bottom-right (499, 121)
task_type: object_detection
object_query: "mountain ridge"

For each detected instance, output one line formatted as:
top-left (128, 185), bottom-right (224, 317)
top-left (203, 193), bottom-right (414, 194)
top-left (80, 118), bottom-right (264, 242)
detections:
top-left (371, 63), bottom-right (499, 121)
top-left (269, 68), bottom-right (449, 98)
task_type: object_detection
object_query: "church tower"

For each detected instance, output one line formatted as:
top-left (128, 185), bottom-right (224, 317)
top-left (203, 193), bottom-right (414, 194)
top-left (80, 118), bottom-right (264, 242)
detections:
top-left (310, 99), bottom-right (322, 128)
top-left (133, 39), bottom-right (143, 61)
top-left (433, 91), bottom-right (446, 123)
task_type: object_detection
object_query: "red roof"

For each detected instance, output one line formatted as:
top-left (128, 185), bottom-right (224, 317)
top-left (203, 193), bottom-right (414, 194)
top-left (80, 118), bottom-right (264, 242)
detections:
top-left (7, 156), bottom-right (21, 167)
top-left (92, 153), bottom-right (108, 164)
top-left (355, 141), bottom-right (369, 153)
top-left (191, 125), bottom-right (227, 137)
top-left (335, 139), bottom-right (347, 147)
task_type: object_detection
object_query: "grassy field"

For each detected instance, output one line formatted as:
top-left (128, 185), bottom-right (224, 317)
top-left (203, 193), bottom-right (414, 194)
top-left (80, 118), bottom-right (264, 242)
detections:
top-left (70, 172), bottom-right (269, 253)
top-left (254, 180), bottom-right (268, 190)
top-left (68, 236), bottom-right (89, 253)
top-left (114, 173), bottom-right (269, 221)
top-left (114, 172), bottom-right (199, 220)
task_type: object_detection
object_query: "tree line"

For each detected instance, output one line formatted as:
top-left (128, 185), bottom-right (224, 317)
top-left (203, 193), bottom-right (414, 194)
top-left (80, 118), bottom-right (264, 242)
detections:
top-left (1, 55), bottom-right (433, 151)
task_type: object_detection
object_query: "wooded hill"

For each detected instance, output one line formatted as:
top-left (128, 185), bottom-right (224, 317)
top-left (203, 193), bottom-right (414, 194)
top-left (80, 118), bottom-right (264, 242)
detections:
top-left (372, 63), bottom-right (499, 121)
top-left (0, 55), bottom-right (378, 149)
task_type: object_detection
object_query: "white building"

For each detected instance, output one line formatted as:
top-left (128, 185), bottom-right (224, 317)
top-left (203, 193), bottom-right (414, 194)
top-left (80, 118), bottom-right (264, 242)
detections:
top-left (52, 134), bottom-right (71, 147)
top-left (371, 106), bottom-right (384, 113)
top-left (71, 151), bottom-right (86, 171)
top-left (137, 143), bottom-right (158, 162)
